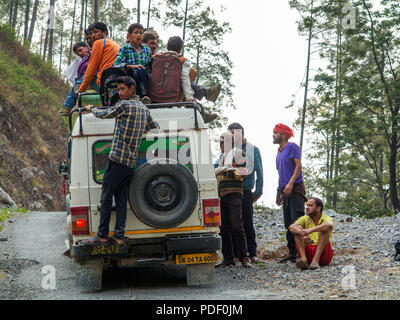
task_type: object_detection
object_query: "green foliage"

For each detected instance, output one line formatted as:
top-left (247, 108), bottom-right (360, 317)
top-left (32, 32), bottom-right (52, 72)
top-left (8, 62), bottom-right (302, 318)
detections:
top-left (0, 48), bottom-right (60, 117)
top-left (0, 207), bottom-right (28, 231)
top-left (0, 22), bottom-right (17, 44)
top-left (290, 0), bottom-right (400, 217)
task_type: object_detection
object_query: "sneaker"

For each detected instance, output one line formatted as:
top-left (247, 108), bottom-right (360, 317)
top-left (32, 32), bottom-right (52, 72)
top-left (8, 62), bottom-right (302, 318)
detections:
top-left (205, 83), bottom-right (221, 102)
top-left (141, 96), bottom-right (152, 104)
top-left (241, 257), bottom-right (252, 268)
top-left (59, 107), bottom-right (71, 116)
top-left (295, 259), bottom-right (309, 270)
top-left (203, 112), bottom-right (218, 123)
top-left (278, 254), bottom-right (297, 263)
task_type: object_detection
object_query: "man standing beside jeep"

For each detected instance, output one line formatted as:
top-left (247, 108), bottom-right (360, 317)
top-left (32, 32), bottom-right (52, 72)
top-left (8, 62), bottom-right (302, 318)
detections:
top-left (228, 123), bottom-right (264, 263)
top-left (83, 76), bottom-right (160, 245)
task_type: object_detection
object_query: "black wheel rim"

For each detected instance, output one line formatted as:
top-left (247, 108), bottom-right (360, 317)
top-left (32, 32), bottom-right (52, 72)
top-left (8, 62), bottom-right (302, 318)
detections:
top-left (145, 175), bottom-right (182, 212)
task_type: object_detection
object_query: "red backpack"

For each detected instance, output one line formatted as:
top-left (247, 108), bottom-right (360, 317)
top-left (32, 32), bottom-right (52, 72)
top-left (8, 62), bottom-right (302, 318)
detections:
top-left (147, 51), bottom-right (185, 103)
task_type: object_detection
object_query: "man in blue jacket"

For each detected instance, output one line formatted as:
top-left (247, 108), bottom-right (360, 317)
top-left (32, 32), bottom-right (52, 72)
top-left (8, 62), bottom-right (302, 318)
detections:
top-left (228, 123), bottom-right (264, 263)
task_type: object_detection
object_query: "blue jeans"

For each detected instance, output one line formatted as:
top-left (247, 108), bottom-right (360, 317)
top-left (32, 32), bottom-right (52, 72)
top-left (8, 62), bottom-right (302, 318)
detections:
top-left (97, 160), bottom-right (134, 240)
top-left (64, 76), bottom-right (99, 109)
top-left (128, 68), bottom-right (150, 97)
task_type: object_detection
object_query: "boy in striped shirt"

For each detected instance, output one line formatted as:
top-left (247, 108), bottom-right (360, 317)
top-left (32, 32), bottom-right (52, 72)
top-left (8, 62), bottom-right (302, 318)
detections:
top-left (215, 132), bottom-right (251, 268)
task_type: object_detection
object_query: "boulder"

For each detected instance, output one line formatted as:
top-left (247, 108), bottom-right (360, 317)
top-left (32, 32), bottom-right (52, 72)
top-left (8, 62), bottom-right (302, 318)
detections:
top-left (0, 187), bottom-right (17, 209)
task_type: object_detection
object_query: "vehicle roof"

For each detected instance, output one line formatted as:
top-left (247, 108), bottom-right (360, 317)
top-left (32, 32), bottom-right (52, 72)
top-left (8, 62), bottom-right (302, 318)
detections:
top-left (72, 107), bottom-right (206, 136)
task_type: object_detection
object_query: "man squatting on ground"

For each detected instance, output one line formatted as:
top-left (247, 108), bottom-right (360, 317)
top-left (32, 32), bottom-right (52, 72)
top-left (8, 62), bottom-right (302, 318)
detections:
top-left (215, 132), bottom-right (252, 268)
top-left (273, 123), bottom-right (307, 263)
top-left (289, 197), bottom-right (334, 270)
top-left (228, 123), bottom-right (264, 263)
top-left (82, 76), bottom-right (160, 245)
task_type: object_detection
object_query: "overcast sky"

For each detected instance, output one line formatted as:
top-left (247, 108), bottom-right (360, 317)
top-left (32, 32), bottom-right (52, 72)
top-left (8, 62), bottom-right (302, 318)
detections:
top-left (121, 0), bottom-right (310, 207)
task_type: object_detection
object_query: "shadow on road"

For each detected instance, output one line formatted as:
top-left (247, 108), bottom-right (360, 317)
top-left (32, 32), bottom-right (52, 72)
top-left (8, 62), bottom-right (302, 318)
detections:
top-left (101, 265), bottom-right (187, 291)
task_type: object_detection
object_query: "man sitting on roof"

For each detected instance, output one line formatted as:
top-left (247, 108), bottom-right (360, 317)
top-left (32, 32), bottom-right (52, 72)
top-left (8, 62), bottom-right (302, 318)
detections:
top-left (59, 41), bottom-right (92, 116)
top-left (78, 22), bottom-right (120, 95)
top-left (114, 23), bottom-right (152, 104)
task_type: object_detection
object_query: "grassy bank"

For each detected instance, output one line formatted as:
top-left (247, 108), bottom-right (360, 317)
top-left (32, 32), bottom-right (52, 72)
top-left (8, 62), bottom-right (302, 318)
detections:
top-left (0, 207), bottom-right (27, 232)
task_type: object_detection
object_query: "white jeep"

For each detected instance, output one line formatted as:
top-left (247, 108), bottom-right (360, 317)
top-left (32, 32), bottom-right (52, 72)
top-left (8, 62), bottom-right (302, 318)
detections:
top-left (64, 96), bottom-right (221, 291)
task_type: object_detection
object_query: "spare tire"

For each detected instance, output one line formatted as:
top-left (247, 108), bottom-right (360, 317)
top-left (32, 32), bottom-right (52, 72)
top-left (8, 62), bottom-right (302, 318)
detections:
top-left (128, 160), bottom-right (198, 228)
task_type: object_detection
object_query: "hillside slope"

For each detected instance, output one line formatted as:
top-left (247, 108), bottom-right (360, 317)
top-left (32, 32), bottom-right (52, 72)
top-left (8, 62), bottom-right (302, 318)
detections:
top-left (0, 24), bottom-right (70, 211)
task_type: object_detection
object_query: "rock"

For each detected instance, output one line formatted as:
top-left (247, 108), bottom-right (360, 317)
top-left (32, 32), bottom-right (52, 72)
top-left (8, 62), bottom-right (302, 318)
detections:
top-left (325, 209), bottom-right (337, 216)
top-left (7, 219), bottom-right (15, 223)
top-left (29, 201), bottom-right (43, 210)
top-left (0, 134), bottom-right (8, 144)
top-left (20, 167), bottom-right (34, 180)
top-left (42, 193), bottom-right (53, 201)
top-left (0, 234), bottom-right (8, 241)
top-left (0, 187), bottom-right (17, 209)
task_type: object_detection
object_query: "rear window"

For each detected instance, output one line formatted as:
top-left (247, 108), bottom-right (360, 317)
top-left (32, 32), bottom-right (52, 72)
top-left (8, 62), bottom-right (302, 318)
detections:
top-left (92, 137), bottom-right (192, 184)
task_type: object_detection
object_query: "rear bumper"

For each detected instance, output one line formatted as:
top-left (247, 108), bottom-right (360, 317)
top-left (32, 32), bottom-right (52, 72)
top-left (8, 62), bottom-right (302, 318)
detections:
top-left (72, 233), bottom-right (221, 259)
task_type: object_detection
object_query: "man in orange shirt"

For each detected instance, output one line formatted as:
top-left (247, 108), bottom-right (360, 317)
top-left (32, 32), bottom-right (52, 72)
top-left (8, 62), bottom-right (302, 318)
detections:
top-left (78, 22), bottom-right (120, 94)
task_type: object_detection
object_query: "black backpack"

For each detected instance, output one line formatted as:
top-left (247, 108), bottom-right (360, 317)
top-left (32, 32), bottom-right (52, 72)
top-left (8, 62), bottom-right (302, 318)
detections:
top-left (100, 67), bottom-right (128, 106)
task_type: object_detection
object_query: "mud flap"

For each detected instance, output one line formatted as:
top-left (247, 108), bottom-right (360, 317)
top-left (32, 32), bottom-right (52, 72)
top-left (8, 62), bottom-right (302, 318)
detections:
top-left (74, 258), bottom-right (103, 292)
top-left (186, 263), bottom-right (216, 286)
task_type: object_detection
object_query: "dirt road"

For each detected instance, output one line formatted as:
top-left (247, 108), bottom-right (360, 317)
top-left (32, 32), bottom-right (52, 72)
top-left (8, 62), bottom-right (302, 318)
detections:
top-left (0, 211), bottom-right (278, 301)
top-left (2, 210), bottom-right (399, 304)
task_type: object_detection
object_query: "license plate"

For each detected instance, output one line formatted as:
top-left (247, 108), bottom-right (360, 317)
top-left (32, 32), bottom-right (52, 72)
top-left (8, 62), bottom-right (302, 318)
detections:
top-left (176, 253), bottom-right (219, 265)
top-left (89, 243), bottom-right (125, 256)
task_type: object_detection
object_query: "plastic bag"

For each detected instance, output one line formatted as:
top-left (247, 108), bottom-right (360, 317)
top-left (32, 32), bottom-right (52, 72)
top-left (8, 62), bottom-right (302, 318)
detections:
top-left (64, 56), bottom-right (82, 86)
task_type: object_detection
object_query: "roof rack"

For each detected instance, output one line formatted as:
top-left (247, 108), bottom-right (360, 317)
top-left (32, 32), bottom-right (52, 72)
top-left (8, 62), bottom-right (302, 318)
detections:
top-left (69, 93), bottom-right (204, 136)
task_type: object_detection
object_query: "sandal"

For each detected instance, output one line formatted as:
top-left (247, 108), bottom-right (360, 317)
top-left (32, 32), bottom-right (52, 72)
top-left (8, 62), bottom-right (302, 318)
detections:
top-left (110, 236), bottom-right (125, 246)
top-left (295, 259), bottom-right (309, 270)
top-left (80, 233), bottom-right (110, 245)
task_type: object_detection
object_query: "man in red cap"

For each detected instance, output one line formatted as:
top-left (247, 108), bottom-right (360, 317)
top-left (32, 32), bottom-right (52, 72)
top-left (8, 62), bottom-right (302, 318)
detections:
top-left (273, 123), bottom-right (307, 263)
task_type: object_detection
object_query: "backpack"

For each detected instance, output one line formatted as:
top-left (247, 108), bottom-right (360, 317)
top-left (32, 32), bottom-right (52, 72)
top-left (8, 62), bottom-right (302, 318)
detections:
top-left (147, 51), bottom-right (183, 103)
top-left (99, 67), bottom-right (128, 106)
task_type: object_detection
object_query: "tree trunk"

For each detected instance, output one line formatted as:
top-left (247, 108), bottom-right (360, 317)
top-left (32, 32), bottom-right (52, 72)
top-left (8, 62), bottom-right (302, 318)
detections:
top-left (27, 0), bottom-right (39, 44)
top-left (147, 0), bottom-right (152, 28)
top-left (137, 0), bottom-right (141, 23)
top-left (68, 0), bottom-right (77, 64)
top-left (94, 0), bottom-right (99, 22)
top-left (299, 0), bottom-right (314, 152)
top-left (59, 20), bottom-right (64, 76)
top-left (24, 0), bottom-right (30, 40)
top-left (12, 0), bottom-right (19, 29)
top-left (84, 0), bottom-right (88, 30)
top-left (332, 4), bottom-right (343, 209)
top-left (47, 0), bottom-right (55, 63)
top-left (39, 26), bottom-right (44, 57)
top-left (79, 0), bottom-right (84, 40)
top-left (389, 124), bottom-right (400, 212)
top-left (9, 0), bottom-right (14, 25)
top-left (43, 28), bottom-right (49, 60)
top-left (182, 0), bottom-right (189, 56)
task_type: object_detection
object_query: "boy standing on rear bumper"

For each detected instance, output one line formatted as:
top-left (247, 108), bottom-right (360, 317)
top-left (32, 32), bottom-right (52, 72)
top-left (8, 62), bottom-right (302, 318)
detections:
top-left (83, 76), bottom-right (160, 245)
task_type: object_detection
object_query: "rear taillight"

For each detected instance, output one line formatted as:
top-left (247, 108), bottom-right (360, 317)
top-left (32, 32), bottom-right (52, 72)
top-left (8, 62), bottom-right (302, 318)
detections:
top-left (203, 198), bottom-right (221, 227)
top-left (71, 206), bottom-right (89, 235)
